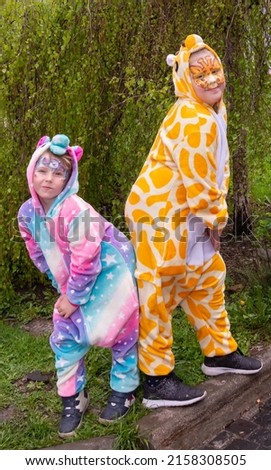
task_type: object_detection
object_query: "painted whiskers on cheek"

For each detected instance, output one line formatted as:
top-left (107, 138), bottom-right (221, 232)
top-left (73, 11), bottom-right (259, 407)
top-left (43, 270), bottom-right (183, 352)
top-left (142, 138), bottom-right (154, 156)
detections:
top-left (190, 56), bottom-right (225, 90)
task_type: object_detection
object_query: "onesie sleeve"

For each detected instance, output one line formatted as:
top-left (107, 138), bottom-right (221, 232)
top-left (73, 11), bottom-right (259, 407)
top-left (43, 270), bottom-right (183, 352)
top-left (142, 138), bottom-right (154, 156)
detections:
top-left (18, 214), bottom-right (58, 289)
top-left (173, 129), bottom-right (229, 230)
top-left (66, 208), bottom-right (104, 305)
top-left (18, 214), bottom-right (50, 273)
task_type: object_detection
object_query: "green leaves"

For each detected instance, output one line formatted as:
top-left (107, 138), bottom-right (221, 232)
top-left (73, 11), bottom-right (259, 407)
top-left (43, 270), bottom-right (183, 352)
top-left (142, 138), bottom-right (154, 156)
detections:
top-left (1, 0), bottom-right (270, 311)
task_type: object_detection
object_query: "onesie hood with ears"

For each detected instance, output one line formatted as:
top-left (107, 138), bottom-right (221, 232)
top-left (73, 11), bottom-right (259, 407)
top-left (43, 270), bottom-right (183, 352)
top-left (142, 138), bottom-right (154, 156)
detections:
top-left (166, 34), bottom-right (224, 106)
top-left (27, 134), bottom-right (83, 216)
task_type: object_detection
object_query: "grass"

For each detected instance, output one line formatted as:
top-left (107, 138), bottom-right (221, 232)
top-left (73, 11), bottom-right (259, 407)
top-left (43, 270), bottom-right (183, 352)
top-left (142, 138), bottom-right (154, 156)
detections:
top-left (0, 318), bottom-right (149, 450)
top-left (1, 261), bottom-right (271, 450)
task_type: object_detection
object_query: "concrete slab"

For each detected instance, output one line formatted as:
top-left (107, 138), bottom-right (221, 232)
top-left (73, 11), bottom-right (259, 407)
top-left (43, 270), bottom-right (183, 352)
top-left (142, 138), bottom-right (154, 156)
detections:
top-left (45, 435), bottom-right (116, 450)
top-left (137, 345), bottom-right (271, 449)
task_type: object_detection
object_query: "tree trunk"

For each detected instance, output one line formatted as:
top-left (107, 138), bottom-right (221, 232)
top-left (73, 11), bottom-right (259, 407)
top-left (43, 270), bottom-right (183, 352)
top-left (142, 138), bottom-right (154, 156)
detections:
top-left (232, 129), bottom-right (252, 237)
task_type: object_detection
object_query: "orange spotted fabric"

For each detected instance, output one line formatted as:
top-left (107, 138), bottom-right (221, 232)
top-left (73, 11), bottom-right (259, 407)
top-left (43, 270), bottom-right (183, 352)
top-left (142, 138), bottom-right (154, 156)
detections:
top-left (125, 34), bottom-right (237, 375)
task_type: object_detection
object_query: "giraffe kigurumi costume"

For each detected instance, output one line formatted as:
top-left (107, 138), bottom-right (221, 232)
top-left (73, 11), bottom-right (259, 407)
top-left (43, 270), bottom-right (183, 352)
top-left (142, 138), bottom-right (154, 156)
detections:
top-left (125, 34), bottom-right (238, 376)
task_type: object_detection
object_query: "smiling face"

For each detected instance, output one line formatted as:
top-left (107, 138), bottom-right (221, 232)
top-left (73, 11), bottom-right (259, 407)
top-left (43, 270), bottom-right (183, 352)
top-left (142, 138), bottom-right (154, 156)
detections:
top-left (189, 48), bottom-right (225, 106)
top-left (33, 152), bottom-right (70, 212)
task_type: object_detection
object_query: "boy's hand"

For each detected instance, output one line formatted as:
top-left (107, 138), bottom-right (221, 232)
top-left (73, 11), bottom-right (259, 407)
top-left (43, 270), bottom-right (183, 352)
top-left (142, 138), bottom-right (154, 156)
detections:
top-left (56, 294), bottom-right (78, 318)
top-left (206, 228), bottom-right (223, 252)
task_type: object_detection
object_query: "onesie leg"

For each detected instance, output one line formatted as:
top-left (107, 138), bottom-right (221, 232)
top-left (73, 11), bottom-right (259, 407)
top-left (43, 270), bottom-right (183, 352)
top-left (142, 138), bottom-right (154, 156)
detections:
top-left (137, 276), bottom-right (178, 376)
top-left (110, 312), bottom-right (140, 393)
top-left (98, 313), bottom-right (139, 423)
top-left (180, 253), bottom-right (237, 357)
top-left (50, 311), bottom-right (90, 397)
top-left (50, 311), bottom-right (90, 437)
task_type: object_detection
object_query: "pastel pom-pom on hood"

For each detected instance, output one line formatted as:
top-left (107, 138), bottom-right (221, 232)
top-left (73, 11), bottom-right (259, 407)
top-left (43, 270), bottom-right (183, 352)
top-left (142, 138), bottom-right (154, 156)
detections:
top-left (166, 33), bottom-right (224, 107)
top-left (27, 134), bottom-right (83, 216)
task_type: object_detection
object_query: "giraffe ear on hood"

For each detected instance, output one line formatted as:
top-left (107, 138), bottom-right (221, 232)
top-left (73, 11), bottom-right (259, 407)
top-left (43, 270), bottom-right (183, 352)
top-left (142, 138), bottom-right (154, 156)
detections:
top-left (166, 54), bottom-right (176, 67)
top-left (183, 34), bottom-right (204, 51)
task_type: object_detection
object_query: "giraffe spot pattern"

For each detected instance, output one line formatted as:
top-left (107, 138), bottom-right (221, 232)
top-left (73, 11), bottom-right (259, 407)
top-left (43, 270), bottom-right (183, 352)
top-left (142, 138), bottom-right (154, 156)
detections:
top-left (149, 167), bottom-right (174, 188)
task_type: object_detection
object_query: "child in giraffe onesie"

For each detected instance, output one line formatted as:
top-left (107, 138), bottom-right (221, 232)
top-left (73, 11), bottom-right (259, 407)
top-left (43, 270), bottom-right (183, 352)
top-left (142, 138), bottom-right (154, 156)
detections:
top-left (125, 34), bottom-right (262, 408)
top-left (18, 134), bottom-right (139, 437)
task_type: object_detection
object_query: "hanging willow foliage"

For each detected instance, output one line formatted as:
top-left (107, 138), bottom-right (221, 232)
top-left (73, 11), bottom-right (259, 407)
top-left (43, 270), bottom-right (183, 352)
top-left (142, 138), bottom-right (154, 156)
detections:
top-left (1, 0), bottom-right (270, 311)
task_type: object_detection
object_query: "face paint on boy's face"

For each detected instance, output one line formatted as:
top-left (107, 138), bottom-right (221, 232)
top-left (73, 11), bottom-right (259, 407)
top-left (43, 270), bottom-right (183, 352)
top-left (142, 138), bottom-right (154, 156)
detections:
top-left (189, 56), bottom-right (225, 90)
top-left (35, 155), bottom-right (69, 179)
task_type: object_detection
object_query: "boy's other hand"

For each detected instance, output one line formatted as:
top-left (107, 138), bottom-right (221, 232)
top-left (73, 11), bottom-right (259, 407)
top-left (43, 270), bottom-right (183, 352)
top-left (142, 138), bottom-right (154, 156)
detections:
top-left (56, 294), bottom-right (78, 318)
top-left (206, 228), bottom-right (222, 252)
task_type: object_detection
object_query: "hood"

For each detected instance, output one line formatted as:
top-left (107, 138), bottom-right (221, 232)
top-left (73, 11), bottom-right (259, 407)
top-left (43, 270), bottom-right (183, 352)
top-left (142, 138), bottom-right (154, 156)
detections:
top-left (166, 34), bottom-right (224, 108)
top-left (26, 134), bottom-right (83, 216)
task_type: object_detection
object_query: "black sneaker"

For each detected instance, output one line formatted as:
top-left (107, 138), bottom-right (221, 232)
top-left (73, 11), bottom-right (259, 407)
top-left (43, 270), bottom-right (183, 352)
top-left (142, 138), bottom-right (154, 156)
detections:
top-left (202, 349), bottom-right (263, 376)
top-left (142, 372), bottom-right (206, 408)
top-left (99, 390), bottom-right (136, 424)
top-left (58, 389), bottom-right (89, 438)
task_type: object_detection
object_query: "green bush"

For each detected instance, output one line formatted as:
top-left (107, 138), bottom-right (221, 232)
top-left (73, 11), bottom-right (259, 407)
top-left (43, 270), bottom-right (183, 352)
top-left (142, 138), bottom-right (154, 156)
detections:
top-left (1, 0), bottom-right (270, 314)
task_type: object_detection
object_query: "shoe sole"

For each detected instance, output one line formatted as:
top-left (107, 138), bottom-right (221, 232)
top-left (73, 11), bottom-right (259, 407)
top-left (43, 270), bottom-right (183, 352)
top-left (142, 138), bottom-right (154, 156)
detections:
top-left (58, 395), bottom-right (90, 439)
top-left (142, 391), bottom-right (207, 409)
top-left (201, 364), bottom-right (263, 376)
top-left (98, 407), bottom-right (131, 425)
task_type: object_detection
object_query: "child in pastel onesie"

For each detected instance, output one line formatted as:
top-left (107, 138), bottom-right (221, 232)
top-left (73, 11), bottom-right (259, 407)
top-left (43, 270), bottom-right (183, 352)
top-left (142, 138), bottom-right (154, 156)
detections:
top-left (18, 134), bottom-right (139, 437)
top-left (125, 34), bottom-right (262, 409)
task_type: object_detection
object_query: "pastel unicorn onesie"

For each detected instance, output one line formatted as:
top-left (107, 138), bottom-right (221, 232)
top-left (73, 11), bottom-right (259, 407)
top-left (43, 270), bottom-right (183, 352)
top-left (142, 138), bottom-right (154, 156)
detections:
top-left (18, 136), bottom-right (139, 397)
top-left (125, 34), bottom-right (238, 376)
